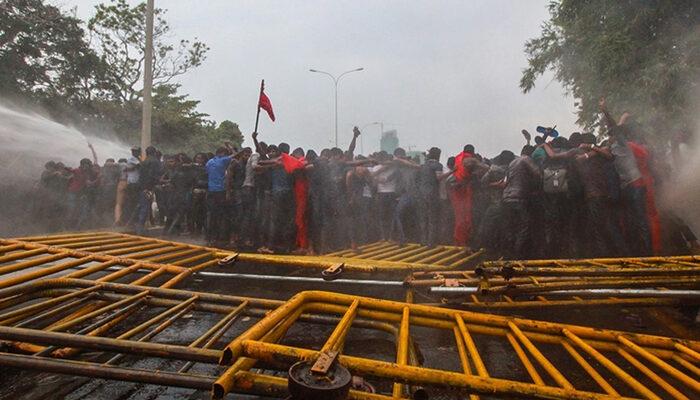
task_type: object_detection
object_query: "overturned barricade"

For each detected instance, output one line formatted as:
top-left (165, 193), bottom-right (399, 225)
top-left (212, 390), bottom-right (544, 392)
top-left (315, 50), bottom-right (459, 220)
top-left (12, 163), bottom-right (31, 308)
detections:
top-left (0, 237), bottom-right (218, 289)
top-left (404, 255), bottom-right (700, 309)
top-left (13, 232), bottom-right (483, 274)
top-left (0, 280), bottom-right (699, 399)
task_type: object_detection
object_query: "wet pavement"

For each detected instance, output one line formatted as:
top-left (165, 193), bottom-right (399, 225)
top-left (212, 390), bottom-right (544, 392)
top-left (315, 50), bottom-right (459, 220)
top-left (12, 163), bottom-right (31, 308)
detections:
top-left (0, 256), bottom-right (698, 399)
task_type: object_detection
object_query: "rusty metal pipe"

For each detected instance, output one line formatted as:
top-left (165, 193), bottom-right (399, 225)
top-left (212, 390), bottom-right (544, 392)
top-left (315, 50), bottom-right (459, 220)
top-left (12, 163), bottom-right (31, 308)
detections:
top-left (0, 351), bottom-right (215, 390)
top-left (106, 300), bottom-right (198, 366)
top-left (0, 325), bottom-right (219, 362)
top-left (429, 287), bottom-right (700, 298)
top-left (0, 285), bottom-right (102, 325)
top-left (34, 297), bottom-right (148, 357)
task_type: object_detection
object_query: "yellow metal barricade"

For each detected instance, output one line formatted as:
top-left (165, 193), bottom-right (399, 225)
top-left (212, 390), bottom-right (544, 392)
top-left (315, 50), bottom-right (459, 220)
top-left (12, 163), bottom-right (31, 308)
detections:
top-left (404, 255), bottom-right (700, 309)
top-left (1, 281), bottom-right (698, 399)
top-left (214, 290), bottom-right (700, 399)
top-left (12, 232), bottom-right (483, 272)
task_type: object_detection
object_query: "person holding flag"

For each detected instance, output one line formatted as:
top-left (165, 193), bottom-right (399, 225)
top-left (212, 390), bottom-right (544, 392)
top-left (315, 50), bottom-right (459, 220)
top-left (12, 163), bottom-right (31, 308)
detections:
top-left (255, 79), bottom-right (275, 132)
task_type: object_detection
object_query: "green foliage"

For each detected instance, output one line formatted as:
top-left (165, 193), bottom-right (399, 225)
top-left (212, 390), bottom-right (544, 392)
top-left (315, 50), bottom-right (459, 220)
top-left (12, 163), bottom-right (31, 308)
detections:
top-left (151, 84), bottom-right (242, 154)
top-left (521, 0), bottom-right (700, 133)
top-left (0, 0), bottom-right (107, 103)
top-left (184, 120), bottom-right (244, 155)
top-left (0, 0), bottom-right (237, 156)
top-left (88, 0), bottom-right (210, 102)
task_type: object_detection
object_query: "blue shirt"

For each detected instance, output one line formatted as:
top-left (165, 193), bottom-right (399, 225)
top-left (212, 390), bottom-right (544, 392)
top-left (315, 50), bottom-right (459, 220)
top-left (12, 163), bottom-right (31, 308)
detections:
top-left (270, 166), bottom-right (293, 193)
top-left (205, 155), bottom-right (232, 192)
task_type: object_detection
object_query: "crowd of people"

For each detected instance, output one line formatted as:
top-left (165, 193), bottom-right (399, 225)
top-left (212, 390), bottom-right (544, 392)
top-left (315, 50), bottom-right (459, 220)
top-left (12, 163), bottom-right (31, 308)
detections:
top-left (36, 99), bottom-right (699, 259)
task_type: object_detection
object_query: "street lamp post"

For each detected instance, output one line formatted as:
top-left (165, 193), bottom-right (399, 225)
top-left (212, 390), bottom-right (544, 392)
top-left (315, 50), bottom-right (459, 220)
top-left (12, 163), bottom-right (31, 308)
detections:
top-left (309, 67), bottom-right (364, 147)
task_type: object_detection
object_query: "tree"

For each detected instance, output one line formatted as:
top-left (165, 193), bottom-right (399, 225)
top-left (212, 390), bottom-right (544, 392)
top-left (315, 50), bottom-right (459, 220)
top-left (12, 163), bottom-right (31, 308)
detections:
top-left (0, 0), bottom-right (240, 156)
top-left (184, 120), bottom-right (244, 155)
top-left (215, 120), bottom-right (245, 146)
top-left (0, 0), bottom-right (106, 103)
top-left (87, 0), bottom-right (210, 102)
top-left (521, 0), bottom-right (700, 133)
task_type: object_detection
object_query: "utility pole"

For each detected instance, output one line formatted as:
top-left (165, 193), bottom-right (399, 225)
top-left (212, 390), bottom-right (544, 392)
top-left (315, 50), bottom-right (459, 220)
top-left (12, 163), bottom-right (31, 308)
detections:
top-left (140, 0), bottom-right (155, 159)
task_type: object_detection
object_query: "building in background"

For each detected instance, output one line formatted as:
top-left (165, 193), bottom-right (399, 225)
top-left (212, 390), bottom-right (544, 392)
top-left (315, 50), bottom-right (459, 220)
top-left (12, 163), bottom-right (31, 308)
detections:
top-left (407, 150), bottom-right (426, 164)
top-left (380, 129), bottom-right (399, 153)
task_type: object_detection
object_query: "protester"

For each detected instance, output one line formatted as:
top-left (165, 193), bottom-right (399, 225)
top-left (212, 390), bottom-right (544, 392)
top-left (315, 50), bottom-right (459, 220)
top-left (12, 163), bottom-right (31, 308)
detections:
top-left (205, 146), bottom-right (233, 245)
top-left (33, 111), bottom-right (698, 260)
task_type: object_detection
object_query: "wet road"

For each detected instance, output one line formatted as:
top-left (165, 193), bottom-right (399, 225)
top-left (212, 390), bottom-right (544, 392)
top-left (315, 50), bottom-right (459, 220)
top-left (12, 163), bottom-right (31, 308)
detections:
top-left (0, 261), bottom-right (697, 400)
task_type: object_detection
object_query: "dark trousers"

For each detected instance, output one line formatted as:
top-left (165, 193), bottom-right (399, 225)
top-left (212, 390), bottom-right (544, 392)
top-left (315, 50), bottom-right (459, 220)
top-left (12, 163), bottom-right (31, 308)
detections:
top-left (477, 201), bottom-right (504, 254)
top-left (586, 197), bottom-right (626, 257)
top-left (376, 192), bottom-right (397, 241)
top-left (206, 191), bottom-right (229, 243)
top-left (308, 190), bottom-right (326, 251)
top-left (124, 183), bottom-right (140, 225)
top-left (349, 197), bottom-right (371, 246)
top-left (189, 190), bottom-right (207, 235)
top-left (621, 185), bottom-right (652, 256)
top-left (135, 190), bottom-right (152, 235)
top-left (502, 200), bottom-right (530, 259)
top-left (439, 199), bottom-right (453, 245)
top-left (268, 190), bottom-right (295, 250)
top-left (164, 191), bottom-right (190, 236)
top-left (240, 186), bottom-right (257, 245)
top-left (543, 193), bottom-right (570, 258)
top-left (393, 193), bottom-right (416, 245)
top-left (417, 195), bottom-right (440, 247)
top-left (567, 196), bottom-right (588, 258)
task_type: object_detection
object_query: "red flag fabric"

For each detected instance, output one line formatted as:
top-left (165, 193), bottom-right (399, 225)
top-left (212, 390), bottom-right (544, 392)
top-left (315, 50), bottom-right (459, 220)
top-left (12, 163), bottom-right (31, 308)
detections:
top-left (453, 151), bottom-right (472, 181)
top-left (280, 153), bottom-right (306, 174)
top-left (258, 91), bottom-right (275, 122)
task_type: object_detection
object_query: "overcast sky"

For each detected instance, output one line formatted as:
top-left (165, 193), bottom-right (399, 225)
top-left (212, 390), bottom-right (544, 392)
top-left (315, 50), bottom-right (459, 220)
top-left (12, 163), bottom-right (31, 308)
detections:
top-left (61, 0), bottom-right (579, 158)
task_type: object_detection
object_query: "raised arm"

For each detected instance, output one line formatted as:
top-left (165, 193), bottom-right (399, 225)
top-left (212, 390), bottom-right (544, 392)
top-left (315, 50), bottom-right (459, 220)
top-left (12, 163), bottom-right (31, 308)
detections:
top-left (224, 141), bottom-right (236, 154)
top-left (88, 142), bottom-right (98, 166)
top-left (598, 97), bottom-right (617, 130)
top-left (252, 131), bottom-right (263, 155)
top-left (347, 126), bottom-right (361, 158)
top-left (543, 143), bottom-right (584, 161)
top-left (590, 145), bottom-right (613, 160)
top-left (393, 157), bottom-right (420, 169)
top-left (438, 169), bottom-right (455, 181)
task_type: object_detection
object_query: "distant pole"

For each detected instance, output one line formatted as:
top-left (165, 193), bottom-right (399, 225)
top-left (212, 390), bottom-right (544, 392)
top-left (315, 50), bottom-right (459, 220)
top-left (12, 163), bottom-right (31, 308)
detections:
top-left (309, 67), bottom-right (364, 147)
top-left (254, 79), bottom-right (264, 133)
top-left (140, 0), bottom-right (155, 159)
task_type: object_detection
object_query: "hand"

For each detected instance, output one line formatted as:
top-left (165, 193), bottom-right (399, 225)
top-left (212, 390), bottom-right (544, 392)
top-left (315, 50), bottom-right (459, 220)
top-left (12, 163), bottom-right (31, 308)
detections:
top-left (353, 126), bottom-right (361, 138)
top-left (87, 142), bottom-right (94, 149)
top-left (252, 131), bottom-right (258, 140)
top-left (521, 129), bottom-right (531, 143)
top-left (618, 112), bottom-right (631, 125)
top-left (579, 143), bottom-right (592, 150)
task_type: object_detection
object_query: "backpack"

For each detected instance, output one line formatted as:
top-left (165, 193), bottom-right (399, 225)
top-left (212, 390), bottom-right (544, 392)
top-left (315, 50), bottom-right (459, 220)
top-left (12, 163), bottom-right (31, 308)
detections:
top-left (542, 167), bottom-right (568, 193)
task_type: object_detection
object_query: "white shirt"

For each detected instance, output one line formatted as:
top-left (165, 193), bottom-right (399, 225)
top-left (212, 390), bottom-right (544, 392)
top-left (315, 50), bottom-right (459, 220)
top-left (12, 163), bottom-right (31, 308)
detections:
top-left (371, 165), bottom-right (397, 193)
top-left (126, 156), bottom-right (140, 184)
top-left (243, 153), bottom-right (260, 187)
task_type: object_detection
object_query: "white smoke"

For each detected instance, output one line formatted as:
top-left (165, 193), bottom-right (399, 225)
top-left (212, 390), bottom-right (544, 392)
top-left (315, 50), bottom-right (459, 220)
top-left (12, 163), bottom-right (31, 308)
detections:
top-left (0, 103), bottom-right (130, 183)
top-left (660, 85), bottom-right (700, 233)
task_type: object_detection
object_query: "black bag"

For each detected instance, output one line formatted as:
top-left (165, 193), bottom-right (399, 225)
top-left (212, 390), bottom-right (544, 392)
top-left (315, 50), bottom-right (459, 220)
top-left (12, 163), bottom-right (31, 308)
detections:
top-left (543, 167), bottom-right (568, 193)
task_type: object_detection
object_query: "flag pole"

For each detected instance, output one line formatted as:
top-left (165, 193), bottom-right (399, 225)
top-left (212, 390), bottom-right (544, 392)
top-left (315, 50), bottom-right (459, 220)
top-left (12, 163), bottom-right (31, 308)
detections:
top-left (254, 79), bottom-right (264, 133)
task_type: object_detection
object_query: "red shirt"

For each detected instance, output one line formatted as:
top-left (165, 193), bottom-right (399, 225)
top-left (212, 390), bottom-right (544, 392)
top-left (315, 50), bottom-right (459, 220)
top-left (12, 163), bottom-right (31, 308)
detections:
top-left (68, 168), bottom-right (87, 193)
